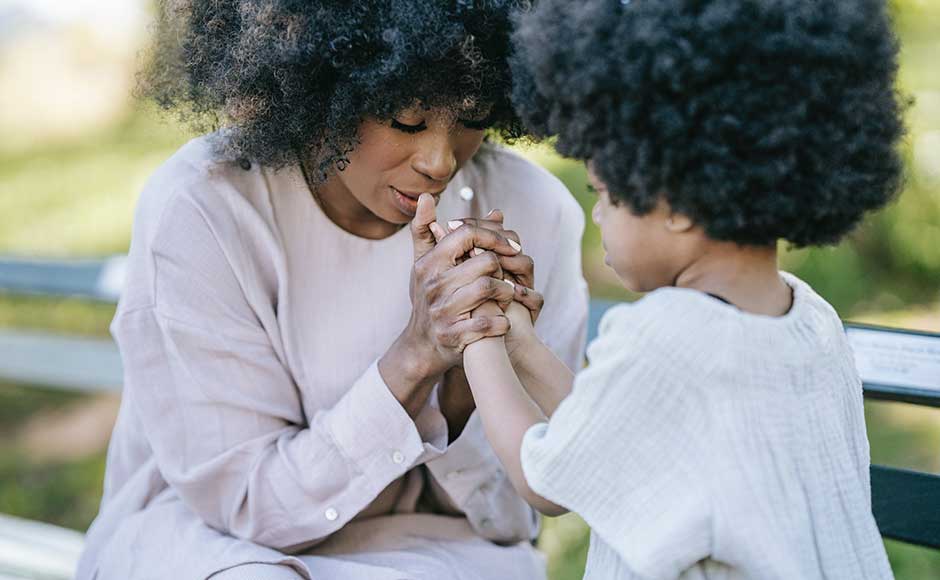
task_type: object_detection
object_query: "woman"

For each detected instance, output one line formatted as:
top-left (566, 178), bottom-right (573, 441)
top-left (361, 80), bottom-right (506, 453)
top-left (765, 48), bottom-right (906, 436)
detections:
top-left (76, 2), bottom-right (588, 579)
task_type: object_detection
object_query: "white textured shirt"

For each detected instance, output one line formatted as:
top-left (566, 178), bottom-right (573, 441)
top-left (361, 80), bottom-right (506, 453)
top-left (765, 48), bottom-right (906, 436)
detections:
top-left (521, 273), bottom-right (894, 580)
top-left (76, 136), bottom-right (589, 580)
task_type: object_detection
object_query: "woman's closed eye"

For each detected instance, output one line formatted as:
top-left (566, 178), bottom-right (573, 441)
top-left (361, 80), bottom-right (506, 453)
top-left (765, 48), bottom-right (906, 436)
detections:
top-left (391, 119), bottom-right (427, 134)
top-left (390, 117), bottom-right (490, 134)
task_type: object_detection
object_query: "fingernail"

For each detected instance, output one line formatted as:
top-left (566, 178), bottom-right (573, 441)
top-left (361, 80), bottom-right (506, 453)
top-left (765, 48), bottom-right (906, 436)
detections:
top-left (503, 278), bottom-right (515, 289)
top-left (508, 239), bottom-right (521, 252)
top-left (472, 248), bottom-right (484, 256)
top-left (448, 220), bottom-right (464, 230)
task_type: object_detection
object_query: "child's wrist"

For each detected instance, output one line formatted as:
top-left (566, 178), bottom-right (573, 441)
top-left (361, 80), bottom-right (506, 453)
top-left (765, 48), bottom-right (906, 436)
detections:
top-left (464, 334), bottom-right (505, 357)
top-left (507, 333), bottom-right (540, 368)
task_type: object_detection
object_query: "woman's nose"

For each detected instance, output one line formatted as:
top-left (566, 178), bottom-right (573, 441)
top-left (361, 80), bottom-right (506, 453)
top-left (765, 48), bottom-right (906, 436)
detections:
top-left (412, 134), bottom-right (457, 183)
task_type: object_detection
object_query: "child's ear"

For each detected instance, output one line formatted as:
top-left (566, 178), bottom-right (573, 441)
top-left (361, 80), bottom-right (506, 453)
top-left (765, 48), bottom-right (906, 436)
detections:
top-left (664, 211), bottom-right (694, 233)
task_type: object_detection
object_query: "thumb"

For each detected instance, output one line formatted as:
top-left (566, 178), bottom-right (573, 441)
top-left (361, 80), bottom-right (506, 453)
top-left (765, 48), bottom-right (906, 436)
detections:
top-left (411, 193), bottom-right (438, 260)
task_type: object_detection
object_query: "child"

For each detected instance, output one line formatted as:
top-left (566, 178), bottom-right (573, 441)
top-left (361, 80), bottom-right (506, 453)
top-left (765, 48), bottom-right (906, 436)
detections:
top-left (443, 0), bottom-right (905, 578)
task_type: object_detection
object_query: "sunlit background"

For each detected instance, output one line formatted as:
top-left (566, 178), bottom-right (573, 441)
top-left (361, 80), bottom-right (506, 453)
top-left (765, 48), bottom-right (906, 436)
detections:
top-left (0, 0), bottom-right (937, 578)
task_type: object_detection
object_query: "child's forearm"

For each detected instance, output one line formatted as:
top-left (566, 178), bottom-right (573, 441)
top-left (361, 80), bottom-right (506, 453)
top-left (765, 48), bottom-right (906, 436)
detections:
top-left (463, 336), bottom-right (568, 516)
top-left (509, 340), bottom-right (576, 417)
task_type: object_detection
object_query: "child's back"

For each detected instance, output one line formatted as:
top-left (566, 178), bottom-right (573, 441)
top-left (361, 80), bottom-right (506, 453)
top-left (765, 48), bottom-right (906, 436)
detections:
top-left (522, 273), bottom-right (891, 579)
top-left (484, 0), bottom-right (908, 577)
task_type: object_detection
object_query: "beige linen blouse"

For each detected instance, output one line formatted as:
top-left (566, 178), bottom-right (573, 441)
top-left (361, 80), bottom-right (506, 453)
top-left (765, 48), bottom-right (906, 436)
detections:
top-left (75, 136), bottom-right (588, 580)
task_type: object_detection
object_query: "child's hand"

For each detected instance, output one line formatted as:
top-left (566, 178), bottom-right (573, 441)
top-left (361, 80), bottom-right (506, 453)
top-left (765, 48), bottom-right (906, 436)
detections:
top-left (504, 296), bottom-right (538, 360)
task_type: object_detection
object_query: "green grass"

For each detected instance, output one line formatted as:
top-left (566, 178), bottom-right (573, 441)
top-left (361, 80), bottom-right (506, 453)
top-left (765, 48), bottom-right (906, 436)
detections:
top-left (0, 449), bottom-right (106, 532)
top-left (0, 382), bottom-right (104, 531)
top-left (0, 381), bottom-right (85, 436)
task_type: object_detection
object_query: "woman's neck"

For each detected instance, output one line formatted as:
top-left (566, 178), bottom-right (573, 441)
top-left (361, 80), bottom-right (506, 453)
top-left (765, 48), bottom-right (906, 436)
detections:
top-left (674, 243), bottom-right (792, 317)
top-left (312, 170), bottom-right (404, 240)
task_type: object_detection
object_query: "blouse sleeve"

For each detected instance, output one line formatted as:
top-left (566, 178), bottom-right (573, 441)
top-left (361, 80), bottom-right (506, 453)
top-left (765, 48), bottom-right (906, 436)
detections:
top-left (519, 306), bottom-right (713, 579)
top-left (115, 194), bottom-right (446, 551)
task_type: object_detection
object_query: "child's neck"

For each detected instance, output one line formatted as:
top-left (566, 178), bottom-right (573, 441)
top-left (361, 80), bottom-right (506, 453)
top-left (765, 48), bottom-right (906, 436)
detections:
top-left (674, 243), bottom-right (793, 317)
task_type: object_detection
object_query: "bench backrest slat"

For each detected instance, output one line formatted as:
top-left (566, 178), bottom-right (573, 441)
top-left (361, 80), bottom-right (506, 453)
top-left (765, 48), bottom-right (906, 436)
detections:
top-left (871, 466), bottom-right (940, 548)
top-left (0, 256), bottom-right (124, 302)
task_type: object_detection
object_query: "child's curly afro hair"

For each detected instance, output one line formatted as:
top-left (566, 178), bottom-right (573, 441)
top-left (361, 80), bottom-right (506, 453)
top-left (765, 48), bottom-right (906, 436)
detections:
top-left (141, 0), bottom-right (528, 179)
top-left (511, 0), bottom-right (907, 247)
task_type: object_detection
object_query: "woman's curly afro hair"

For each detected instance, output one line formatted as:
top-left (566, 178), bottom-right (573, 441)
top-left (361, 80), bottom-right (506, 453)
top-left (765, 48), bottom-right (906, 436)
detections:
top-left (141, 0), bottom-right (528, 178)
top-left (511, 0), bottom-right (907, 247)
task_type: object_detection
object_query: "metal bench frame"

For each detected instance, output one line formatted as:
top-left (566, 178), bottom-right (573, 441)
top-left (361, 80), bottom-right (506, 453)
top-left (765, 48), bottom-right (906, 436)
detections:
top-left (844, 322), bottom-right (940, 548)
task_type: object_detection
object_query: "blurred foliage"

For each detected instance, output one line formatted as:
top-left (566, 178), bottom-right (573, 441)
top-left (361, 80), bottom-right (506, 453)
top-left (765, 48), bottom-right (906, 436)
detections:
top-left (0, 0), bottom-right (937, 578)
top-left (0, 295), bottom-right (116, 336)
top-left (0, 382), bottom-right (85, 436)
top-left (0, 450), bottom-right (106, 532)
top-left (0, 108), bottom-right (195, 257)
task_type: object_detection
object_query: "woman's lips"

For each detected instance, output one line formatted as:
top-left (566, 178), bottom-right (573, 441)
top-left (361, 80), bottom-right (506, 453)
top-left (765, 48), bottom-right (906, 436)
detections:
top-left (391, 186), bottom-right (419, 216)
top-left (390, 186), bottom-right (444, 216)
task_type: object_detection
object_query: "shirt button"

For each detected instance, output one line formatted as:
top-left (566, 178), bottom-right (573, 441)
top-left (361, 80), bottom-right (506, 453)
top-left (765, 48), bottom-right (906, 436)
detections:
top-left (392, 451), bottom-right (405, 464)
top-left (324, 507), bottom-right (338, 521)
top-left (459, 186), bottom-right (474, 201)
top-left (480, 517), bottom-right (492, 528)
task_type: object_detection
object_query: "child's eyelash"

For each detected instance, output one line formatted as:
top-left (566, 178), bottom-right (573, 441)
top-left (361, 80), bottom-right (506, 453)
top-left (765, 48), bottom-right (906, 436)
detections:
top-left (586, 183), bottom-right (598, 195)
top-left (391, 119), bottom-right (427, 134)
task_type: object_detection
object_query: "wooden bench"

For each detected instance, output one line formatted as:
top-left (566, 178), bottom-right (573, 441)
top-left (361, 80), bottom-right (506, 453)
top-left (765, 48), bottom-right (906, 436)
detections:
top-left (0, 257), bottom-right (938, 578)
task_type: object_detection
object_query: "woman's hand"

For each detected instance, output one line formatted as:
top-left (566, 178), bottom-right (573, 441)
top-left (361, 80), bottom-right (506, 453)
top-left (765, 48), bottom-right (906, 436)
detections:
top-left (440, 210), bottom-right (545, 360)
top-left (379, 195), bottom-right (520, 417)
top-left (445, 210), bottom-right (545, 325)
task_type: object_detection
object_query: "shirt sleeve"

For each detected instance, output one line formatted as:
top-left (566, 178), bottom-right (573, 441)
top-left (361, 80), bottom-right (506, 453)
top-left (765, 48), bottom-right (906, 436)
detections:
top-left (422, 409), bottom-right (540, 543)
top-left (115, 194), bottom-right (447, 551)
top-left (422, 188), bottom-right (589, 543)
top-left (519, 307), bottom-right (713, 579)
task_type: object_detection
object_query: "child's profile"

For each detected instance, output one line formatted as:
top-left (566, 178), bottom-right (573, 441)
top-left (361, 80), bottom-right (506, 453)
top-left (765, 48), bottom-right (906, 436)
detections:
top-left (452, 0), bottom-right (906, 578)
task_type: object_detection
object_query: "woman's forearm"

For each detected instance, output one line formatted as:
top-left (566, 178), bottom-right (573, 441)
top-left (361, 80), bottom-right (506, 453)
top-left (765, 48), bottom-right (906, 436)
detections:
top-left (510, 340), bottom-right (576, 417)
top-left (463, 336), bottom-right (567, 516)
top-left (379, 331), bottom-right (443, 418)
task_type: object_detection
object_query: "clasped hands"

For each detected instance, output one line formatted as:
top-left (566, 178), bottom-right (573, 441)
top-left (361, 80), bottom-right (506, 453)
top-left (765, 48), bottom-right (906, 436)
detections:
top-left (389, 192), bottom-right (543, 438)
top-left (418, 193), bottom-right (543, 363)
